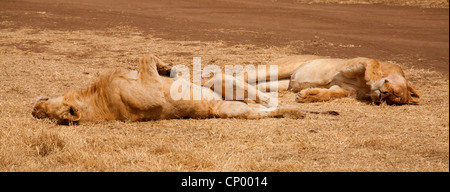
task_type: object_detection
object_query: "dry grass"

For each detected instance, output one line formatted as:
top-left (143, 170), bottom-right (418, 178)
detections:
top-left (293, 0), bottom-right (449, 8)
top-left (0, 18), bottom-right (448, 172)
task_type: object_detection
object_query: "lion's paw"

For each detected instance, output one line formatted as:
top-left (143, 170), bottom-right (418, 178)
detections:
top-left (295, 90), bottom-right (310, 103)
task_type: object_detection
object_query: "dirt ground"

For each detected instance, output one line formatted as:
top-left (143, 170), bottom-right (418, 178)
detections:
top-left (0, 0), bottom-right (448, 172)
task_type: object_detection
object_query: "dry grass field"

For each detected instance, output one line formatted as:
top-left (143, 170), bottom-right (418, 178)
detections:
top-left (0, 19), bottom-right (448, 172)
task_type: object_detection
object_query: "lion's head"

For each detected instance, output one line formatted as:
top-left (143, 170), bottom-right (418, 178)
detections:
top-left (370, 74), bottom-right (421, 105)
top-left (32, 96), bottom-right (82, 125)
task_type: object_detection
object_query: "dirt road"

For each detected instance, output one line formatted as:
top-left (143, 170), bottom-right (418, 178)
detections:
top-left (1, 0), bottom-right (449, 74)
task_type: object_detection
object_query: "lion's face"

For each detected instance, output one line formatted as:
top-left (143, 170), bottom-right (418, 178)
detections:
top-left (32, 96), bottom-right (81, 125)
top-left (370, 75), bottom-right (421, 105)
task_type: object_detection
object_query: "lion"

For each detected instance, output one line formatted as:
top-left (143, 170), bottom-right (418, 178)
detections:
top-left (244, 55), bottom-right (421, 105)
top-left (33, 55), bottom-right (337, 125)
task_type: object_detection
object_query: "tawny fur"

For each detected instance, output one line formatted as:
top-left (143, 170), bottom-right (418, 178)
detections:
top-left (32, 54), bottom-right (417, 125)
top-left (33, 55), bottom-right (314, 125)
top-left (247, 55), bottom-right (421, 105)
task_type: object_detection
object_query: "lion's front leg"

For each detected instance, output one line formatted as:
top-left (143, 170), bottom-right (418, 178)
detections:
top-left (295, 85), bottom-right (348, 103)
top-left (140, 54), bottom-right (173, 76)
top-left (120, 55), bottom-right (166, 112)
top-left (154, 57), bottom-right (173, 77)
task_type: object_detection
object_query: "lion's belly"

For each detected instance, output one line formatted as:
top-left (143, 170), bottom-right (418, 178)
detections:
top-left (159, 78), bottom-right (222, 119)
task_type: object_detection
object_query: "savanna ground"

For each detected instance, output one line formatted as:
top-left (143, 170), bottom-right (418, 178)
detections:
top-left (0, 0), bottom-right (448, 172)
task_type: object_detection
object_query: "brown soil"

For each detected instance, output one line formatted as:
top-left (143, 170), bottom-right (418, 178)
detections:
top-left (2, 0), bottom-right (449, 74)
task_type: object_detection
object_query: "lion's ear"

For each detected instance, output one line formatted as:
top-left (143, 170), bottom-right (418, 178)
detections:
top-left (407, 84), bottom-right (421, 104)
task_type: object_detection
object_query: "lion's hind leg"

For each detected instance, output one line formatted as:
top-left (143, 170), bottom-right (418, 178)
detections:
top-left (295, 85), bottom-right (348, 103)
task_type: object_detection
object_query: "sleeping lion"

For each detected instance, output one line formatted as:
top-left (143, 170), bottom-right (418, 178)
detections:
top-left (244, 55), bottom-right (421, 105)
